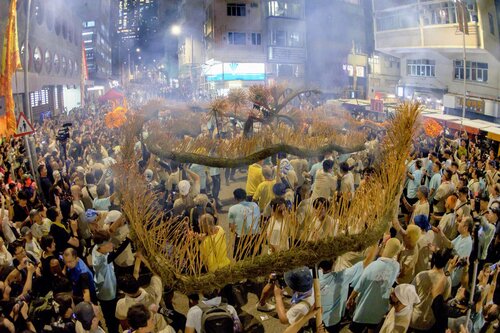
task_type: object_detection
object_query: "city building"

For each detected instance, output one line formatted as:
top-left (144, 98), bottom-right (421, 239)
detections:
top-left (0, 0), bottom-right (82, 121)
top-left (159, 0), bottom-right (181, 84)
top-left (72, 0), bottom-right (112, 86)
top-left (372, 0), bottom-right (500, 119)
top-left (306, 0), bottom-right (373, 99)
top-left (113, 0), bottom-right (160, 80)
top-left (176, 0), bottom-right (205, 95)
top-left (367, 52), bottom-right (401, 99)
top-left (180, 0), bottom-right (307, 97)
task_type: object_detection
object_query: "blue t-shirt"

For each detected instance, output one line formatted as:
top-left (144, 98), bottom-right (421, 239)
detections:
top-left (320, 261), bottom-right (364, 326)
top-left (353, 258), bottom-right (400, 325)
top-left (228, 201), bottom-right (260, 236)
top-left (92, 246), bottom-right (117, 301)
top-left (407, 169), bottom-right (423, 199)
top-left (67, 259), bottom-right (96, 301)
top-left (451, 235), bottom-right (473, 287)
top-left (428, 173), bottom-right (442, 201)
top-left (190, 164), bottom-right (207, 191)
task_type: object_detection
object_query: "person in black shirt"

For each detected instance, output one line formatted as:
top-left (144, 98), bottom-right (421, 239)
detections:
top-left (38, 164), bottom-right (53, 204)
top-left (12, 191), bottom-right (30, 226)
top-left (47, 206), bottom-right (80, 254)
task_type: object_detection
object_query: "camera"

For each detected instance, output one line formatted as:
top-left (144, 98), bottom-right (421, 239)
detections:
top-left (56, 123), bottom-right (73, 142)
top-left (456, 257), bottom-right (468, 267)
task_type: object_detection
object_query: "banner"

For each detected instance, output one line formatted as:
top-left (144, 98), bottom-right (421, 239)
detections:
top-left (81, 42), bottom-right (88, 108)
top-left (0, 0), bottom-right (22, 136)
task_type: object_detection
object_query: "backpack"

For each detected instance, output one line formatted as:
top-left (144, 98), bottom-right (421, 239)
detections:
top-left (29, 291), bottom-right (55, 331)
top-left (198, 302), bottom-right (235, 333)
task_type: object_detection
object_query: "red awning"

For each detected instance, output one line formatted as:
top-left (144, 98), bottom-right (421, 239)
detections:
top-left (446, 121), bottom-right (479, 134)
top-left (98, 88), bottom-right (124, 103)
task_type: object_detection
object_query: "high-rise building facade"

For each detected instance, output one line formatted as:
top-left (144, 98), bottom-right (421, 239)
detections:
top-left (73, 0), bottom-right (112, 82)
top-left (113, 0), bottom-right (160, 78)
top-left (180, 0), bottom-right (307, 97)
top-left (373, 0), bottom-right (500, 119)
top-left (0, 0), bottom-right (82, 120)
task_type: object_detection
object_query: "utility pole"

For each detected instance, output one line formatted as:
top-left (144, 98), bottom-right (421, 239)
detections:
top-left (23, 0), bottom-right (37, 183)
top-left (456, 0), bottom-right (469, 129)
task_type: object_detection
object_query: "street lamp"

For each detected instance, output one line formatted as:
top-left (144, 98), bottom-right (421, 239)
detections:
top-left (171, 25), bottom-right (181, 36)
top-left (454, 0), bottom-right (468, 128)
top-left (171, 24), bottom-right (196, 100)
top-left (136, 48), bottom-right (141, 53)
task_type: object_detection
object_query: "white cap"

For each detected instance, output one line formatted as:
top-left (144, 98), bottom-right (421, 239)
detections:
top-left (104, 210), bottom-right (122, 224)
top-left (178, 180), bottom-right (190, 196)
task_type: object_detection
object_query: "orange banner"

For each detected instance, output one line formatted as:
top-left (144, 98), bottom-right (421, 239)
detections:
top-left (0, 0), bottom-right (22, 137)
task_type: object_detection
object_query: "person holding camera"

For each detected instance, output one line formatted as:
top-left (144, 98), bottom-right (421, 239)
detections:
top-left (433, 216), bottom-right (473, 288)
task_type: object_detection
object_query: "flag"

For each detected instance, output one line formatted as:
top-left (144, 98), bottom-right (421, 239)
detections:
top-left (81, 42), bottom-right (88, 81)
top-left (0, 0), bottom-right (22, 137)
top-left (80, 42), bottom-right (88, 108)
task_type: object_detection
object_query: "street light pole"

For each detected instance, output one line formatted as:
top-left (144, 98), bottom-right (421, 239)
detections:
top-left (457, 0), bottom-right (468, 130)
top-left (191, 33), bottom-right (194, 100)
top-left (461, 8), bottom-right (467, 127)
top-left (23, 0), bottom-right (37, 183)
top-left (23, 0), bottom-right (32, 123)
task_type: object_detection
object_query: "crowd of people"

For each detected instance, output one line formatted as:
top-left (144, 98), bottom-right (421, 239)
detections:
top-left (0, 99), bottom-right (499, 333)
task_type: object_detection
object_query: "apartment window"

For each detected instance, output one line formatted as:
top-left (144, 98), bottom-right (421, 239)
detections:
top-left (83, 21), bottom-right (95, 28)
top-left (276, 64), bottom-right (300, 77)
top-left (454, 60), bottom-right (488, 82)
top-left (30, 89), bottom-right (49, 107)
top-left (288, 32), bottom-right (302, 47)
top-left (376, 9), bottom-right (419, 31)
top-left (489, 13), bottom-right (495, 35)
top-left (407, 59), bottom-right (435, 77)
top-left (227, 32), bottom-right (246, 45)
top-left (268, 1), bottom-right (302, 19)
top-left (227, 3), bottom-right (246, 16)
top-left (271, 30), bottom-right (286, 46)
top-left (251, 33), bottom-right (261, 45)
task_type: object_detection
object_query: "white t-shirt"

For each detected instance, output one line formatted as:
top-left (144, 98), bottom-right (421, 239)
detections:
top-left (31, 218), bottom-right (51, 240)
top-left (286, 291), bottom-right (315, 324)
top-left (379, 305), bottom-right (413, 333)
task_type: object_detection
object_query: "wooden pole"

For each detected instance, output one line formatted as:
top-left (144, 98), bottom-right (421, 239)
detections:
top-left (313, 264), bottom-right (322, 330)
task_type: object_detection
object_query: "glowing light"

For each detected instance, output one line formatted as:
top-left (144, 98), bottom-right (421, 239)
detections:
top-left (171, 25), bottom-right (181, 36)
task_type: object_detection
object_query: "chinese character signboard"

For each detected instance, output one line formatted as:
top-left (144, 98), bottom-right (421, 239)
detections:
top-left (371, 99), bottom-right (384, 113)
top-left (456, 97), bottom-right (485, 114)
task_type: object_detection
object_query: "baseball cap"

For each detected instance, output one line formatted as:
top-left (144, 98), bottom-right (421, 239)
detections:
top-left (74, 302), bottom-right (95, 331)
top-left (85, 209), bottom-right (99, 223)
top-left (178, 180), bottom-right (191, 196)
top-left (273, 183), bottom-right (287, 196)
top-left (20, 226), bottom-right (31, 237)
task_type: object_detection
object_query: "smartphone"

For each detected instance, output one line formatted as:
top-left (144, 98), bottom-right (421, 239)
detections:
top-left (490, 263), bottom-right (498, 271)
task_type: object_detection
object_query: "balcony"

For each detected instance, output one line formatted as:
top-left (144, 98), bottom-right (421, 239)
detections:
top-left (268, 46), bottom-right (306, 63)
top-left (375, 23), bottom-right (480, 54)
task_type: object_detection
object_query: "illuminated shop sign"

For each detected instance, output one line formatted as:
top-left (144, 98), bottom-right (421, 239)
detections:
top-left (205, 62), bottom-right (265, 81)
